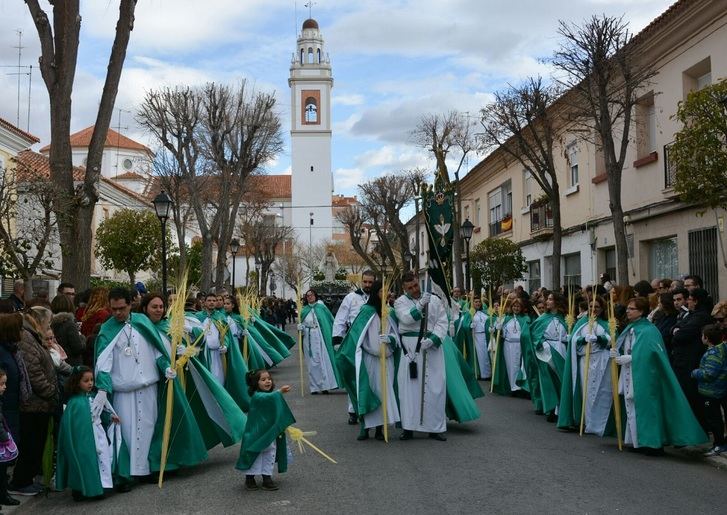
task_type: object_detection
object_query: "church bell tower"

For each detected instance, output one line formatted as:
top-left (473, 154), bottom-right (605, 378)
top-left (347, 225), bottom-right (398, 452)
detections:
top-left (289, 18), bottom-right (334, 248)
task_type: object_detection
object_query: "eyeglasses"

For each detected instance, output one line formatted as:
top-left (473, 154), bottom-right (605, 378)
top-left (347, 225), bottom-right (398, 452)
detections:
top-left (626, 307), bottom-right (639, 311)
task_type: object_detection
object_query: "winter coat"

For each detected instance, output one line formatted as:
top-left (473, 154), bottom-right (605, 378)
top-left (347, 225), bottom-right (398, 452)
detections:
top-left (76, 308), bottom-right (110, 338)
top-left (51, 312), bottom-right (86, 366)
top-left (0, 341), bottom-right (21, 437)
top-left (17, 322), bottom-right (58, 414)
top-left (671, 309), bottom-right (712, 377)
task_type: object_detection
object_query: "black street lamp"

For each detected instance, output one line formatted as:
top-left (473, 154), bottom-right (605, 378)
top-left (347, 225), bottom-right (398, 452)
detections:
top-left (403, 249), bottom-right (413, 271)
top-left (153, 191), bottom-right (172, 300)
top-left (229, 238), bottom-right (240, 292)
top-left (254, 256), bottom-right (262, 294)
top-left (460, 218), bottom-right (475, 292)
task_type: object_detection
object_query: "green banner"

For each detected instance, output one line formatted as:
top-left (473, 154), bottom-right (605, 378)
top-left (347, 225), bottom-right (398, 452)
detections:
top-left (424, 188), bottom-right (453, 303)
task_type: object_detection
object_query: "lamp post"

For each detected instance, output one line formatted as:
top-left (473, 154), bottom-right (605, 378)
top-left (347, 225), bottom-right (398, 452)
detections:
top-left (229, 238), bottom-right (240, 292)
top-left (460, 218), bottom-right (475, 293)
top-left (255, 256), bottom-right (262, 295)
top-left (403, 249), bottom-right (413, 272)
top-left (153, 191), bottom-right (172, 300)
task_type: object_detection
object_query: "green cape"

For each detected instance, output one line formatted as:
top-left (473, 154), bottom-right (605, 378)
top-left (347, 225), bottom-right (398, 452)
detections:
top-left (529, 313), bottom-right (567, 415)
top-left (618, 318), bottom-right (708, 447)
top-left (301, 301), bottom-right (342, 388)
top-left (249, 316), bottom-right (293, 363)
top-left (442, 336), bottom-right (483, 423)
top-left (94, 313), bottom-right (208, 471)
top-left (56, 393), bottom-right (130, 496)
top-left (454, 309), bottom-right (480, 379)
top-left (491, 314), bottom-right (537, 403)
top-left (155, 318), bottom-right (245, 449)
top-left (235, 390), bottom-right (296, 472)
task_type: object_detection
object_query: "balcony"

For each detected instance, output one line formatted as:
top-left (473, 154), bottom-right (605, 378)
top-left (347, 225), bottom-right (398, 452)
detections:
top-left (489, 213), bottom-right (512, 237)
top-left (664, 141), bottom-right (677, 189)
top-left (529, 200), bottom-right (553, 237)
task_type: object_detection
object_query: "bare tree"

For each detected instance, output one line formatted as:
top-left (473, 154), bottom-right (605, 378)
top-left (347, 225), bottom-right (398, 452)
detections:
top-left (137, 86), bottom-right (203, 284)
top-left (336, 205), bottom-right (381, 274)
top-left (552, 15), bottom-right (656, 285)
top-left (0, 155), bottom-right (58, 296)
top-left (480, 77), bottom-right (565, 290)
top-left (26, 0), bottom-right (138, 289)
top-left (411, 111), bottom-right (477, 288)
top-left (246, 221), bottom-right (294, 296)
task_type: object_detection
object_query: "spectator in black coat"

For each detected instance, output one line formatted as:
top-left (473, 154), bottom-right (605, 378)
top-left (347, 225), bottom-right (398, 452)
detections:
top-left (654, 292), bottom-right (678, 357)
top-left (671, 287), bottom-right (713, 429)
top-left (50, 294), bottom-right (86, 366)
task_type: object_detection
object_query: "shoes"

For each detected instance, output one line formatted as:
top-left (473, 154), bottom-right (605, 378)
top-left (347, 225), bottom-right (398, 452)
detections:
top-left (703, 445), bottom-right (727, 457)
top-left (261, 475), bottom-right (279, 491)
top-left (428, 432), bottom-right (447, 442)
top-left (311, 391), bottom-right (319, 395)
top-left (357, 429), bottom-right (369, 441)
top-left (245, 475), bottom-right (259, 491)
top-left (347, 413), bottom-right (358, 425)
top-left (321, 390), bottom-right (330, 395)
top-left (114, 483), bottom-right (132, 493)
top-left (546, 412), bottom-right (557, 423)
top-left (0, 496), bottom-right (20, 506)
top-left (399, 430), bottom-right (413, 441)
top-left (8, 484), bottom-right (42, 496)
top-left (374, 427), bottom-right (384, 440)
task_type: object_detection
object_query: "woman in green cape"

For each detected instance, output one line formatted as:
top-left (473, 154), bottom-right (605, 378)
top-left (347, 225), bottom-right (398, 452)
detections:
top-left (297, 290), bottom-right (341, 393)
top-left (236, 369), bottom-right (295, 491)
top-left (610, 297), bottom-right (707, 454)
top-left (530, 292), bottom-right (569, 421)
top-left (556, 296), bottom-right (613, 434)
top-left (141, 294), bottom-right (246, 449)
top-left (492, 297), bottom-right (534, 399)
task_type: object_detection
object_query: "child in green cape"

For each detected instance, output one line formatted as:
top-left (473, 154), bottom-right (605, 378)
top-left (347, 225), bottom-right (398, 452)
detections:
top-left (236, 370), bottom-right (295, 491)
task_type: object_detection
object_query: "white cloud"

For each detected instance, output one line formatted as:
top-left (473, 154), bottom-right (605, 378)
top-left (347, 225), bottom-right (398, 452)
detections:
top-left (334, 167), bottom-right (366, 190)
top-left (333, 93), bottom-right (365, 106)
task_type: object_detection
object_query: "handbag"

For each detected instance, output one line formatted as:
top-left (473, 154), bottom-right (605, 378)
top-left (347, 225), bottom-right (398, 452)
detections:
top-left (0, 422), bottom-right (18, 463)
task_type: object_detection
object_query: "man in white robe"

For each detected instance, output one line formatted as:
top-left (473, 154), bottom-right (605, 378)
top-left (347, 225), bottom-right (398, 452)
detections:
top-left (394, 272), bottom-right (449, 441)
top-left (333, 270), bottom-right (375, 424)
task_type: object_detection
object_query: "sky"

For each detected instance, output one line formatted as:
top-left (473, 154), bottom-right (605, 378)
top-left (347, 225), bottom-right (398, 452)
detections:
top-left (0, 0), bottom-right (676, 197)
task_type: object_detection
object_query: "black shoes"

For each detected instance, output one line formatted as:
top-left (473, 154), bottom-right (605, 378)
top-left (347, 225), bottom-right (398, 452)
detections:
top-left (245, 475), bottom-right (259, 491)
top-left (429, 432), bottom-right (447, 441)
top-left (399, 430), bottom-right (413, 440)
top-left (347, 413), bottom-right (358, 425)
top-left (261, 475), bottom-right (279, 491)
top-left (374, 426), bottom-right (384, 440)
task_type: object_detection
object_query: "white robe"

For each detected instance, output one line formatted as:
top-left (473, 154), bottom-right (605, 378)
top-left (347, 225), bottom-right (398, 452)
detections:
top-left (243, 440), bottom-right (277, 475)
top-left (357, 315), bottom-right (400, 429)
top-left (502, 318), bottom-right (524, 391)
top-left (394, 294), bottom-right (448, 433)
top-left (539, 318), bottom-right (568, 372)
top-left (303, 305), bottom-right (338, 393)
top-left (201, 316), bottom-right (225, 384)
top-left (89, 397), bottom-right (117, 488)
top-left (572, 322), bottom-right (612, 436)
top-left (618, 329), bottom-right (639, 447)
top-left (95, 322), bottom-right (161, 476)
top-left (472, 311), bottom-right (491, 379)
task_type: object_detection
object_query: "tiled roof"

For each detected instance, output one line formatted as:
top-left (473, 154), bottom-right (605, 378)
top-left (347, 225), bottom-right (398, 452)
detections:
top-left (332, 194), bottom-right (358, 207)
top-left (115, 171), bottom-right (146, 180)
top-left (0, 117), bottom-right (40, 144)
top-left (12, 150), bottom-right (85, 181)
top-left (248, 174), bottom-right (291, 198)
top-left (39, 126), bottom-right (152, 154)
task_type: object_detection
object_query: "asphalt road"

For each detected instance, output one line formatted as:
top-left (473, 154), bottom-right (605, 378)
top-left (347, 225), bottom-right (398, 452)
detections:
top-left (19, 333), bottom-right (727, 515)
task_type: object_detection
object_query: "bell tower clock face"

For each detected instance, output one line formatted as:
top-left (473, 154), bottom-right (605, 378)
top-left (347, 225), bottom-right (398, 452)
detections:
top-left (301, 90), bottom-right (321, 125)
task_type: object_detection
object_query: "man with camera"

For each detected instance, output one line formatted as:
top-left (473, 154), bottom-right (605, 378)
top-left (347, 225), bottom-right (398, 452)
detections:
top-left (394, 271), bottom-right (449, 441)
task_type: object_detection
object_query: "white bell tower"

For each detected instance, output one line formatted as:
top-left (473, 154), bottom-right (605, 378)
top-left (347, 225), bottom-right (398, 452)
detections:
top-left (289, 18), bottom-right (334, 249)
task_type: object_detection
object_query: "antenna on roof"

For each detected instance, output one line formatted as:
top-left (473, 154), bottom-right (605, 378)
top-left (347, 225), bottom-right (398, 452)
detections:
top-left (304, 1), bottom-right (316, 19)
top-left (6, 29), bottom-right (32, 131)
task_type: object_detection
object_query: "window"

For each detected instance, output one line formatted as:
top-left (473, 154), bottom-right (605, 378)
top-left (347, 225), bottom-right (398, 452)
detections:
top-left (563, 253), bottom-right (581, 288)
top-left (488, 180), bottom-right (512, 237)
top-left (688, 228), bottom-right (718, 297)
top-left (304, 98), bottom-right (318, 123)
top-left (636, 92), bottom-right (656, 158)
top-left (649, 237), bottom-right (678, 282)
top-left (604, 247), bottom-right (616, 282)
top-left (530, 200), bottom-right (553, 233)
top-left (317, 48), bottom-right (321, 63)
top-left (528, 260), bottom-right (541, 293)
top-left (523, 169), bottom-right (534, 208)
top-left (123, 158), bottom-right (133, 170)
top-left (567, 143), bottom-right (579, 187)
top-left (682, 57), bottom-right (711, 99)
top-left (474, 198), bottom-right (481, 226)
top-left (308, 47), bottom-right (314, 63)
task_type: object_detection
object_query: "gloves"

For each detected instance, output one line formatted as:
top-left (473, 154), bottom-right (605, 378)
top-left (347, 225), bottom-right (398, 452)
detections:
top-left (91, 390), bottom-right (107, 418)
top-left (494, 319), bottom-right (504, 331)
top-left (420, 338), bottom-right (434, 351)
top-left (242, 329), bottom-right (250, 337)
top-left (614, 355), bottom-right (632, 366)
top-left (609, 348), bottom-right (619, 359)
top-left (176, 345), bottom-right (187, 357)
top-left (585, 333), bottom-right (598, 343)
top-left (219, 345), bottom-right (228, 355)
top-left (297, 323), bottom-right (305, 332)
top-left (379, 334), bottom-right (390, 345)
top-left (419, 292), bottom-right (431, 306)
top-left (165, 367), bottom-right (177, 379)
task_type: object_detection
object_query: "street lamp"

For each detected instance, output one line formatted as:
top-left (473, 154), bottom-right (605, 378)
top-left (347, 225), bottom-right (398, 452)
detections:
top-left (153, 191), bottom-right (172, 299)
top-left (229, 238), bottom-right (240, 292)
top-left (403, 249), bottom-right (413, 271)
top-left (254, 256), bottom-right (262, 295)
top-left (460, 218), bottom-right (475, 293)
